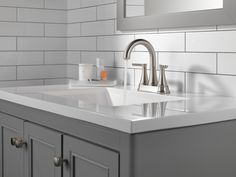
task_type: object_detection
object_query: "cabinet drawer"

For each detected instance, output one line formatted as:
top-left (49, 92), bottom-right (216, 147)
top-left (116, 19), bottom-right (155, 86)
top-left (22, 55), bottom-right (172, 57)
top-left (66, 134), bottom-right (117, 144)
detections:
top-left (0, 113), bottom-right (24, 177)
top-left (24, 122), bottom-right (63, 177)
top-left (63, 135), bottom-right (119, 177)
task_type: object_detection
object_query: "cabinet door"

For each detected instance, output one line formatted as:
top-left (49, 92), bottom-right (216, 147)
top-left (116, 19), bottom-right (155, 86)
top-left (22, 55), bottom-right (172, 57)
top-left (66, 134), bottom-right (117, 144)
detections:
top-left (63, 135), bottom-right (119, 177)
top-left (24, 122), bottom-right (62, 177)
top-left (0, 113), bottom-right (24, 177)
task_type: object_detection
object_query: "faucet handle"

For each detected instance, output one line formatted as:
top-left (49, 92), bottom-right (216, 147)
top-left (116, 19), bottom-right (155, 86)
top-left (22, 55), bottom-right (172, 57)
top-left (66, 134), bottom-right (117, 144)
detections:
top-left (132, 63), bottom-right (149, 88)
top-left (157, 65), bottom-right (170, 94)
top-left (159, 65), bottom-right (168, 69)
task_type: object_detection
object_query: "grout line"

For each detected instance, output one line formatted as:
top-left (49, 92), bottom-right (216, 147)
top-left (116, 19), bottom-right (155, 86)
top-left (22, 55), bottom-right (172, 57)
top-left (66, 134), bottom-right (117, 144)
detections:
top-left (16, 65), bottom-right (18, 80)
top-left (68, 2), bottom-right (116, 11)
top-left (184, 72), bottom-right (187, 94)
top-left (16, 7), bottom-right (18, 22)
top-left (0, 5), bottom-right (67, 11)
top-left (184, 32), bottom-right (187, 52)
top-left (15, 37), bottom-right (18, 51)
top-left (216, 53), bottom-right (218, 74)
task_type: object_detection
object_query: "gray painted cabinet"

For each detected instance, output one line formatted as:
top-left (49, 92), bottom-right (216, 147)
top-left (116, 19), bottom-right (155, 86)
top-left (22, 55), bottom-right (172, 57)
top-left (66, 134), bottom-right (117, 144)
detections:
top-left (0, 112), bottom-right (119, 177)
top-left (1, 100), bottom-right (236, 177)
top-left (24, 122), bottom-right (62, 177)
top-left (63, 135), bottom-right (119, 177)
top-left (0, 113), bottom-right (24, 177)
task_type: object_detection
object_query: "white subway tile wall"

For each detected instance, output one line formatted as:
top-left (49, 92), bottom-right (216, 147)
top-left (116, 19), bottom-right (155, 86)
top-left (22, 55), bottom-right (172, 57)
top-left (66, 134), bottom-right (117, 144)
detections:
top-left (0, 0), bottom-right (236, 96)
top-left (66, 0), bottom-right (236, 96)
top-left (0, 1), bottom-right (67, 87)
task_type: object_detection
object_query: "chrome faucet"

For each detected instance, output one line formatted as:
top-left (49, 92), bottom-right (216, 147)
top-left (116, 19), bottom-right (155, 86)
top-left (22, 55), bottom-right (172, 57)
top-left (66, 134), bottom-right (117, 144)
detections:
top-left (124, 39), bottom-right (170, 94)
top-left (124, 39), bottom-right (158, 86)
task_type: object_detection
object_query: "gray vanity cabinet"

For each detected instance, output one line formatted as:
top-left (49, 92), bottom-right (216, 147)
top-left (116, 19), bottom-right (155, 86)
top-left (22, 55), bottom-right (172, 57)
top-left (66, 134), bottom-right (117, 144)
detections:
top-left (24, 122), bottom-right (62, 177)
top-left (63, 135), bottom-right (119, 177)
top-left (0, 113), bottom-right (24, 177)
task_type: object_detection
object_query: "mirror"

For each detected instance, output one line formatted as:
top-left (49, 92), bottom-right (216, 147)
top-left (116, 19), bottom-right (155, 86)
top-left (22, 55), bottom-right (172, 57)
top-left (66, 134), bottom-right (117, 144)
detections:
top-left (118, 0), bottom-right (236, 30)
top-left (125, 0), bottom-right (223, 18)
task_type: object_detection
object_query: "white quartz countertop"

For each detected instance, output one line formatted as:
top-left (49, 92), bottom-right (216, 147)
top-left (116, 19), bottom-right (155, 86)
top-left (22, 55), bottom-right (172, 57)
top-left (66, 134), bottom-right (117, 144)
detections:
top-left (1, 85), bottom-right (236, 134)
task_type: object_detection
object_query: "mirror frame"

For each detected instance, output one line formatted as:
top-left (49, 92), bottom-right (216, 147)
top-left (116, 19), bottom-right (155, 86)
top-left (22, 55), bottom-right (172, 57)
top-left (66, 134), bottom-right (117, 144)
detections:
top-left (117, 0), bottom-right (236, 31)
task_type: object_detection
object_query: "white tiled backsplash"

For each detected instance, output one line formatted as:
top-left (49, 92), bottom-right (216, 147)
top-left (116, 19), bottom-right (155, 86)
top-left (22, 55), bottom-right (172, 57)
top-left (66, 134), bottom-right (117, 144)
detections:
top-left (0, 0), bottom-right (236, 96)
top-left (0, 0), bottom-right (67, 87)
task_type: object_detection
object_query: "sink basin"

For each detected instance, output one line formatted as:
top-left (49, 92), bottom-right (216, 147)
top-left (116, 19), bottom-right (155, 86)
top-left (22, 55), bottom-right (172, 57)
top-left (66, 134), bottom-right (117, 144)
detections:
top-left (42, 87), bottom-right (185, 107)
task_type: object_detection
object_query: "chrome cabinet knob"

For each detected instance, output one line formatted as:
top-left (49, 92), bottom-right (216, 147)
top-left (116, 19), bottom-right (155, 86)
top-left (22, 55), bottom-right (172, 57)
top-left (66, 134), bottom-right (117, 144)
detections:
top-left (10, 138), bottom-right (17, 146)
top-left (10, 138), bottom-right (27, 148)
top-left (54, 157), bottom-right (67, 167)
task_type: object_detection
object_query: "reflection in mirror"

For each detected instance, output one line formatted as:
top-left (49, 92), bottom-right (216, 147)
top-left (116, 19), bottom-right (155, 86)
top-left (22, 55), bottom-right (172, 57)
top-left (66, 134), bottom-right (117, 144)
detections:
top-left (125, 0), bottom-right (223, 18)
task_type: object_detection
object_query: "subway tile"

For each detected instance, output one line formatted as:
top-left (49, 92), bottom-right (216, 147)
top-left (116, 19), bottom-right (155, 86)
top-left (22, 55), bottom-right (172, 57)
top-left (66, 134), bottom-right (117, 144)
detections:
top-left (0, 0), bottom-right (44, 8)
top-left (97, 35), bottom-right (135, 51)
top-left (67, 23), bottom-right (81, 37)
top-left (45, 24), bottom-right (67, 37)
top-left (67, 37), bottom-right (96, 51)
top-left (0, 67), bottom-right (16, 81)
top-left (45, 52), bottom-right (67, 64)
top-left (0, 80), bottom-right (44, 87)
top-left (17, 37), bottom-right (45, 51)
top-left (81, 52), bottom-right (114, 66)
top-left (186, 73), bottom-right (236, 97)
top-left (81, 0), bottom-right (115, 8)
top-left (97, 3), bottom-right (116, 20)
top-left (16, 52), bottom-right (44, 65)
top-left (0, 52), bottom-right (43, 65)
top-left (0, 37), bottom-right (16, 51)
top-left (18, 65), bottom-right (67, 79)
top-left (218, 53), bottom-right (236, 75)
top-left (0, 22), bottom-right (44, 36)
top-left (67, 51), bottom-right (81, 64)
top-left (159, 53), bottom-right (217, 73)
top-left (18, 37), bottom-right (66, 51)
top-left (45, 0), bottom-right (67, 10)
top-left (67, 65), bottom-right (78, 79)
top-left (186, 31), bottom-right (236, 52)
top-left (135, 33), bottom-right (185, 52)
top-left (40, 38), bottom-right (67, 51)
top-left (0, 7), bottom-right (16, 21)
top-left (18, 8), bottom-right (66, 23)
top-left (68, 7), bottom-right (96, 23)
top-left (67, 0), bottom-right (80, 9)
top-left (44, 78), bottom-right (69, 85)
top-left (81, 20), bottom-right (115, 36)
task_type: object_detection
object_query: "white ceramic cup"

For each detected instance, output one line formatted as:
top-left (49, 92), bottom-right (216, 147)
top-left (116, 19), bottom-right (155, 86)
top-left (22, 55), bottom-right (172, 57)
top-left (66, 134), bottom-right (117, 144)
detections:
top-left (78, 64), bottom-right (94, 81)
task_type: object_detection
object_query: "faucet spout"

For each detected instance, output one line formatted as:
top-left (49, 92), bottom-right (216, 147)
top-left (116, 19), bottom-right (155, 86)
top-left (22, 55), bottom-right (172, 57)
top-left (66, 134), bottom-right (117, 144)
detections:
top-left (124, 39), bottom-right (158, 86)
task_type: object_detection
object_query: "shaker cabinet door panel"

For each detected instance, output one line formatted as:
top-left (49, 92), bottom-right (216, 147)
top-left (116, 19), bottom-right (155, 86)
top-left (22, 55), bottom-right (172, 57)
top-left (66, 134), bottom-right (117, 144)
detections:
top-left (24, 122), bottom-right (62, 177)
top-left (0, 113), bottom-right (24, 177)
top-left (63, 135), bottom-right (119, 177)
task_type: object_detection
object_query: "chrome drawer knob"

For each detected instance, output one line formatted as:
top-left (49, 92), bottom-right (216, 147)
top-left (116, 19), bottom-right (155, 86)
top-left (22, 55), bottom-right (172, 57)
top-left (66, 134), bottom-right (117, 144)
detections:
top-left (54, 157), bottom-right (67, 167)
top-left (10, 138), bottom-right (17, 146)
top-left (10, 138), bottom-right (27, 148)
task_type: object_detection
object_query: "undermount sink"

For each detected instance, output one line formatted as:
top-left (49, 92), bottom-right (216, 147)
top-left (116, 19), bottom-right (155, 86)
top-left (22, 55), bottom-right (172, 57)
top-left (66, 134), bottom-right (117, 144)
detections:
top-left (42, 87), bottom-right (185, 107)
